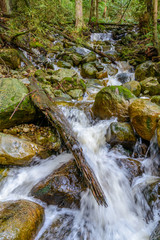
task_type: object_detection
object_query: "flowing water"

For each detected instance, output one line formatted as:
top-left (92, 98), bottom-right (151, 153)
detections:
top-left (0, 32), bottom-right (160, 240)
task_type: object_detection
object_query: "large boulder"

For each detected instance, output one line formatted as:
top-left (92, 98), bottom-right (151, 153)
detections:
top-left (106, 122), bottom-right (136, 149)
top-left (0, 49), bottom-right (21, 69)
top-left (123, 80), bottom-right (141, 97)
top-left (135, 61), bottom-right (160, 82)
top-left (0, 78), bottom-right (36, 130)
top-left (0, 200), bottom-right (44, 240)
top-left (92, 86), bottom-right (136, 121)
top-left (129, 99), bottom-right (160, 141)
top-left (30, 159), bottom-right (87, 209)
top-left (0, 133), bottom-right (44, 166)
top-left (140, 77), bottom-right (160, 96)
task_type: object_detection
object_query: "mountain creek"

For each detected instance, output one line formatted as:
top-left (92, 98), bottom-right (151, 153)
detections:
top-left (0, 29), bottom-right (160, 240)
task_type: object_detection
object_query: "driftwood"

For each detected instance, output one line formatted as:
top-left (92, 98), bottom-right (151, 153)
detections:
top-left (28, 77), bottom-right (107, 207)
top-left (53, 27), bottom-right (117, 65)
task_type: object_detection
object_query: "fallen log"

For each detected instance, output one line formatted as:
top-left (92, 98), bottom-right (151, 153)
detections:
top-left (28, 76), bottom-right (107, 207)
top-left (52, 26), bottom-right (117, 65)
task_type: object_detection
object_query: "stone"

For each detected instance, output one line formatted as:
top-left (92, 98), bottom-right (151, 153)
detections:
top-left (135, 61), bottom-right (160, 82)
top-left (53, 90), bottom-right (72, 101)
top-left (151, 96), bottom-right (160, 106)
top-left (0, 49), bottom-right (21, 69)
top-left (67, 89), bottom-right (83, 99)
top-left (106, 122), bottom-right (136, 149)
top-left (51, 69), bottom-right (78, 82)
top-left (92, 86), bottom-right (136, 121)
top-left (0, 133), bottom-right (44, 166)
top-left (123, 81), bottom-right (141, 97)
top-left (116, 72), bottom-right (132, 84)
top-left (39, 214), bottom-right (73, 240)
top-left (0, 168), bottom-right (8, 183)
top-left (57, 61), bottom-right (72, 69)
top-left (30, 159), bottom-right (87, 209)
top-left (140, 77), bottom-right (160, 96)
top-left (81, 63), bottom-right (98, 78)
top-left (106, 65), bottom-right (118, 76)
top-left (82, 52), bottom-right (97, 63)
top-left (96, 71), bottom-right (108, 79)
top-left (0, 200), bottom-right (44, 240)
top-left (129, 99), bottom-right (160, 141)
top-left (0, 78), bottom-right (36, 130)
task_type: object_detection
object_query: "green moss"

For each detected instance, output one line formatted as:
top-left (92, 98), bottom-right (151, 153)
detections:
top-left (146, 117), bottom-right (151, 130)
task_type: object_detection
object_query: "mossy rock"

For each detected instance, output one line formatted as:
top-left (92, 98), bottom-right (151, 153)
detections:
top-left (0, 200), bottom-right (44, 240)
top-left (0, 78), bottom-right (36, 129)
top-left (67, 89), bottom-right (83, 99)
top-left (92, 86), bottom-right (136, 121)
top-left (123, 81), bottom-right (141, 97)
top-left (106, 65), bottom-right (118, 76)
top-left (135, 61), bottom-right (160, 82)
top-left (106, 122), bottom-right (136, 149)
top-left (34, 69), bottom-right (47, 82)
top-left (81, 62), bottom-right (98, 78)
top-left (0, 49), bottom-right (21, 69)
top-left (140, 77), bottom-right (160, 96)
top-left (57, 61), bottom-right (72, 69)
top-left (129, 99), bottom-right (160, 141)
top-left (82, 52), bottom-right (97, 63)
top-left (0, 133), bottom-right (44, 166)
top-left (30, 159), bottom-right (87, 209)
top-left (51, 69), bottom-right (78, 83)
top-left (151, 95), bottom-right (160, 106)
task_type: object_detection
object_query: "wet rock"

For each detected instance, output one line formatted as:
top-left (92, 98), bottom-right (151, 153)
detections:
top-left (0, 199), bottom-right (44, 240)
top-left (31, 159), bottom-right (87, 209)
top-left (67, 89), bottom-right (83, 99)
top-left (3, 124), bottom-right (61, 152)
top-left (151, 96), bottom-right (160, 106)
top-left (82, 52), bottom-right (97, 63)
top-left (140, 77), bottom-right (160, 96)
top-left (51, 69), bottom-right (78, 82)
top-left (116, 72), bottom-right (132, 84)
top-left (0, 78), bottom-right (36, 130)
top-left (92, 86), bottom-right (136, 121)
top-left (0, 168), bottom-right (8, 183)
top-left (135, 61), bottom-right (160, 82)
top-left (81, 62), bottom-right (98, 78)
top-left (70, 53), bottom-right (83, 66)
top-left (129, 99), bottom-right (160, 141)
top-left (0, 49), bottom-right (21, 69)
top-left (106, 65), bottom-right (118, 76)
top-left (57, 61), bottom-right (72, 69)
top-left (39, 214), bottom-right (73, 240)
top-left (96, 70), bottom-right (108, 79)
top-left (35, 69), bottom-right (47, 82)
top-left (53, 89), bottom-right (72, 101)
top-left (123, 81), bottom-right (141, 97)
top-left (0, 133), bottom-right (44, 166)
top-left (106, 122), bottom-right (136, 149)
top-left (150, 222), bottom-right (160, 240)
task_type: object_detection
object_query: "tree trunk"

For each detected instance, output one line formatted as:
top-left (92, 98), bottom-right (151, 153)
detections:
top-left (0, 0), bottom-right (11, 14)
top-left (75, 0), bottom-right (83, 29)
top-left (89, 0), bottom-right (95, 24)
top-left (102, 0), bottom-right (107, 18)
top-left (153, 0), bottom-right (159, 51)
top-left (28, 77), bottom-right (107, 207)
top-left (96, 0), bottom-right (99, 24)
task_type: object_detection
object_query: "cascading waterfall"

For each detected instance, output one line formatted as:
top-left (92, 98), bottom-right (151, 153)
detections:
top-left (0, 32), bottom-right (159, 240)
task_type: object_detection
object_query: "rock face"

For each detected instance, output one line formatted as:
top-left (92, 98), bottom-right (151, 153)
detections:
top-left (123, 80), bottom-right (141, 97)
top-left (0, 49), bottom-right (21, 69)
top-left (92, 86), bottom-right (136, 121)
top-left (129, 99), bottom-right (160, 141)
top-left (106, 122), bottom-right (136, 149)
top-left (0, 78), bottom-right (36, 130)
top-left (135, 61), bottom-right (160, 82)
top-left (0, 133), bottom-right (44, 166)
top-left (0, 200), bottom-right (44, 240)
top-left (31, 159), bottom-right (87, 209)
top-left (140, 77), bottom-right (160, 96)
top-left (39, 214), bottom-right (73, 240)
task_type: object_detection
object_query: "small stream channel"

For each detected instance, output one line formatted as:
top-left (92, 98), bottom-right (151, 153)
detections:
top-left (0, 31), bottom-right (159, 240)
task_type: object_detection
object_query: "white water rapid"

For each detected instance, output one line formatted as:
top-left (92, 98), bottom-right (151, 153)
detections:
top-left (0, 32), bottom-right (159, 240)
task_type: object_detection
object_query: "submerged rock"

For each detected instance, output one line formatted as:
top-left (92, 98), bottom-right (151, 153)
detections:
top-left (0, 78), bottom-right (36, 130)
top-left (31, 159), bottom-right (87, 209)
top-left (140, 77), bottom-right (160, 96)
top-left (135, 61), bottom-right (160, 82)
top-left (0, 49), bottom-right (21, 69)
top-left (92, 86), bottom-right (136, 121)
top-left (39, 214), bottom-right (73, 240)
top-left (123, 80), bottom-right (141, 97)
top-left (129, 99), bottom-right (160, 141)
top-left (106, 122), bottom-right (136, 149)
top-left (0, 133), bottom-right (44, 166)
top-left (0, 199), bottom-right (44, 240)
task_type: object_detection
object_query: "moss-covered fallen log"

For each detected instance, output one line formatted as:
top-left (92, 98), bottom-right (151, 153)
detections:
top-left (28, 76), bottom-right (107, 207)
